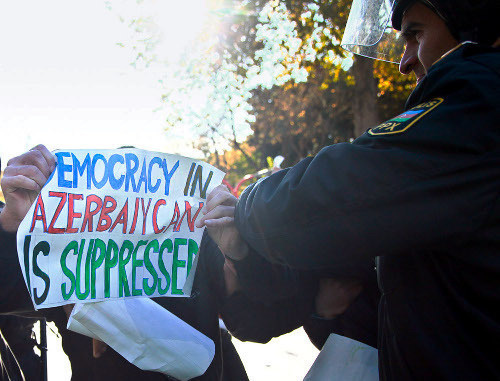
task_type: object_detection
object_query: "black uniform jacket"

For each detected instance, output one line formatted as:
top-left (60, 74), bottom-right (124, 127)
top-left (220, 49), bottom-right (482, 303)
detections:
top-left (234, 43), bottom-right (500, 380)
top-left (0, 228), bottom-right (236, 381)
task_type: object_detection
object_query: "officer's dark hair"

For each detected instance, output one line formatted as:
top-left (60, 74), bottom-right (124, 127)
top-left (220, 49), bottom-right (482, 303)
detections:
top-left (392, 0), bottom-right (500, 46)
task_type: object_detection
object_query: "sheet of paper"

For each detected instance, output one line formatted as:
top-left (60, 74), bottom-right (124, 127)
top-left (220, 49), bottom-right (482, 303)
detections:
top-left (16, 148), bottom-right (224, 309)
top-left (304, 334), bottom-right (378, 381)
top-left (67, 298), bottom-right (215, 380)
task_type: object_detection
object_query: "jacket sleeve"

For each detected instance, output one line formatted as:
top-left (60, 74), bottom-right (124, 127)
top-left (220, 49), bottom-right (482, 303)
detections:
top-left (231, 249), bottom-right (319, 303)
top-left (234, 74), bottom-right (500, 270)
top-left (194, 231), bottom-right (227, 315)
top-left (220, 290), bottom-right (314, 344)
top-left (219, 245), bottom-right (318, 342)
top-left (0, 227), bottom-right (34, 314)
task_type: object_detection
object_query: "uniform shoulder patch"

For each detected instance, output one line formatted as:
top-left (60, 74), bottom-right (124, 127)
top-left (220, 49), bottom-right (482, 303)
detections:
top-left (368, 97), bottom-right (444, 136)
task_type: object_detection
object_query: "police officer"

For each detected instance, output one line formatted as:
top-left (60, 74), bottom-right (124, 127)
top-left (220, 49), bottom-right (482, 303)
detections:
top-left (200, 1), bottom-right (500, 379)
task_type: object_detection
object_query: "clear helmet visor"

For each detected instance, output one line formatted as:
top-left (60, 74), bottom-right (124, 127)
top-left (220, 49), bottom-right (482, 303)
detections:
top-left (341, 0), bottom-right (405, 63)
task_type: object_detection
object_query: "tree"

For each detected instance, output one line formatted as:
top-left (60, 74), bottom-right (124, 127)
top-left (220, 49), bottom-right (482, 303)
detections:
top-left (114, 0), bottom-right (414, 179)
top-left (204, 0), bottom-right (413, 173)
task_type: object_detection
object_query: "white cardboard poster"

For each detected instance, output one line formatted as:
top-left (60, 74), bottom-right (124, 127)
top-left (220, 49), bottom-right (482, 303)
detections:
top-left (16, 148), bottom-right (224, 309)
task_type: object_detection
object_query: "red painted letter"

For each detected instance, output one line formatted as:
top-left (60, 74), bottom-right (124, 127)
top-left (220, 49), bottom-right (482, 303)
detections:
top-left (81, 195), bottom-right (103, 232)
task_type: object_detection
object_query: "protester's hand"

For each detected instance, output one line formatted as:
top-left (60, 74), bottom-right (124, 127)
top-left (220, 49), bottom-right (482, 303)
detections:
top-left (0, 145), bottom-right (56, 232)
top-left (196, 185), bottom-right (249, 261)
top-left (93, 339), bottom-right (107, 358)
top-left (62, 303), bottom-right (107, 358)
top-left (63, 304), bottom-right (75, 318)
top-left (223, 257), bottom-right (241, 297)
top-left (315, 278), bottom-right (363, 319)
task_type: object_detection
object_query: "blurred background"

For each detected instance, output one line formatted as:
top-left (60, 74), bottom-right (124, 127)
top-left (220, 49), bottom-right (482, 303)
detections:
top-left (0, 0), bottom-right (414, 192)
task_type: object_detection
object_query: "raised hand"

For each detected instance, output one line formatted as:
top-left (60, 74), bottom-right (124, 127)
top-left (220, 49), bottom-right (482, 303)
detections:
top-left (0, 145), bottom-right (56, 232)
top-left (196, 184), bottom-right (249, 261)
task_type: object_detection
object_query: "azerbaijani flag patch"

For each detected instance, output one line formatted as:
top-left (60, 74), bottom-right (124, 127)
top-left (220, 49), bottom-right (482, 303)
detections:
top-left (391, 110), bottom-right (423, 121)
top-left (368, 98), bottom-right (444, 136)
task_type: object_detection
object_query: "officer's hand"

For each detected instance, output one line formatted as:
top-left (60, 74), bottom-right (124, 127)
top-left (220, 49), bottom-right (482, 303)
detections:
top-left (0, 145), bottom-right (56, 232)
top-left (315, 278), bottom-right (363, 320)
top-left (196, 184), bottom-right (249, 261)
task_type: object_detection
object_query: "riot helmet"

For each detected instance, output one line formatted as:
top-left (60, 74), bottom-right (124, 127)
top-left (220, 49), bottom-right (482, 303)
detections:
top-left (341, 0), bottom-right (500, 63)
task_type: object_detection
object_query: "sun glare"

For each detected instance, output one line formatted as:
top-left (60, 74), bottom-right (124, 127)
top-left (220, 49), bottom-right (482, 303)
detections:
top-left (0, 0), bottom-right (214, 164)
top-left (130, 0), bottom-right (210, 63)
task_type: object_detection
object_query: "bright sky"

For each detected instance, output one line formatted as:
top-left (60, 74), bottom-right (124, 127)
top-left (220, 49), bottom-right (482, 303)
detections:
top-left (0, 0), bottom-right (209, 166)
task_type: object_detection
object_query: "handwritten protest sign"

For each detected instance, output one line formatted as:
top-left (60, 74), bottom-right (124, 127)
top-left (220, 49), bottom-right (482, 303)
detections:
top-left (16, 149), bottom-right (224, 309)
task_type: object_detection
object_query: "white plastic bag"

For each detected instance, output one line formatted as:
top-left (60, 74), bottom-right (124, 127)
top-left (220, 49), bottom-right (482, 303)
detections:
top-left (67, 298), bottom-right (215, 381)
top-left (304, 334), bottom-right (378, 381)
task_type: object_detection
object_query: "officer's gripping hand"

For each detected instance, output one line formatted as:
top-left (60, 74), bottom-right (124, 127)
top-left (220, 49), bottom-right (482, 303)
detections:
top-left (0, 144), bottom-right (56, 232)
top-left (196, 184), bottom-right (249, 261)
top-left (314, 278), bottom-right (363, 320)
